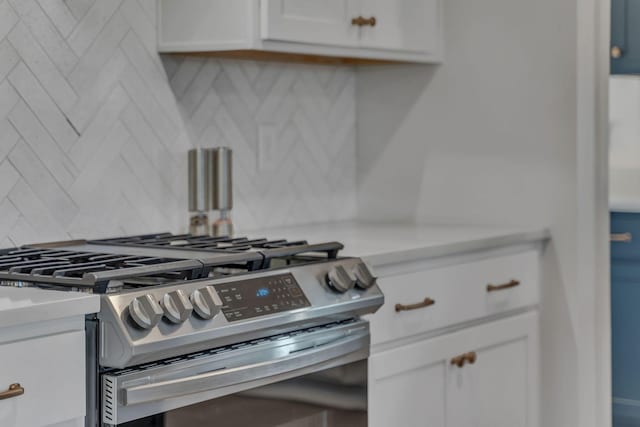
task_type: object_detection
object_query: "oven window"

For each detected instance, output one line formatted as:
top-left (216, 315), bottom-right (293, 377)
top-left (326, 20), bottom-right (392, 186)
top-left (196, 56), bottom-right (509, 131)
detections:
top-left (121, 360), bottom-right (367, 427)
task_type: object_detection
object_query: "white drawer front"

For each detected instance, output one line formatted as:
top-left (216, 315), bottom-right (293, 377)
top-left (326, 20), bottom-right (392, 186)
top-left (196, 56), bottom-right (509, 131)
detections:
top-left (369, 250), bottom-right (540, 345)
top-left (0, 331), bottom-right (85, 427)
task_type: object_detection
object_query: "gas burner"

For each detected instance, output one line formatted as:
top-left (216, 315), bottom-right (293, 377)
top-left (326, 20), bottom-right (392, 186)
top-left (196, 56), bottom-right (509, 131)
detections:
top-left (89, 232), bottom-right (343, 265)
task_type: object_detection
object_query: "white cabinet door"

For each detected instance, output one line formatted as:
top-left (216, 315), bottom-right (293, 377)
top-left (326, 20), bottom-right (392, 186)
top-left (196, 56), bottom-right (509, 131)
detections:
top-left (0, 331), bottom-right (85, 427)
top-left (359, 0), bottom-right (441, 54)
top-left (369, 347), bottom-right (446, 427)
top-left (262, 0), bottom-right (360, 47)
top-left (444, 312), bottom-right (539, 427)
top-left (446, 338), bottom-right (530, 427)
top-left (369, 312), bottom-right (539, 427)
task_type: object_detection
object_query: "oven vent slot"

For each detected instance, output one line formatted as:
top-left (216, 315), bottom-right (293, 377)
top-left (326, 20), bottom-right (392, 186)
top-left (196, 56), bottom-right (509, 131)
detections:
top-left (102, 376), bottom-right (116, 424)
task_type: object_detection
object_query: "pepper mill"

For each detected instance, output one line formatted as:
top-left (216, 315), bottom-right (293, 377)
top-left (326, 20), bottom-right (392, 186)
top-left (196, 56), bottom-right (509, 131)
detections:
top-left (209, 147), bottom-right (233, 237)
top-left (188, 148), bottom-right (210, 235)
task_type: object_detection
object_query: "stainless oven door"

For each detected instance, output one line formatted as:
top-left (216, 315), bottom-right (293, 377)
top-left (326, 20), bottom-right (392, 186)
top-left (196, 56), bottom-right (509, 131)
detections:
top-left (102, 320), bottom-right (369, 426)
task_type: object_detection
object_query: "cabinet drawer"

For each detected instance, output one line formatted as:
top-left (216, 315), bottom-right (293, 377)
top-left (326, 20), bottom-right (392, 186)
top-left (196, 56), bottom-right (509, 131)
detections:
top-left (369, 250), bottom-right (539, 345)
top-left (0, 331), bottom-right (85, 427)
top-left (611, 211), bottom-right (640, 261)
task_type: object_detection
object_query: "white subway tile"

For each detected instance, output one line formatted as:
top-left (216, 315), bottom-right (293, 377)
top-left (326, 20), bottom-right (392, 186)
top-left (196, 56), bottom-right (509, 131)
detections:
top-left (67, 47), bottom-right (129, 132)
top-left (0, 0), bottom-right (19, 41)
top-left (8, 22), bottom-right (77, 113)
top-left (67, 0), bottom-right (121, 56)
top-left (8, 0), bottom-right (78, 75)
top-left (67, 84), bottom-right (129, 168)
top-left (67, 10), bottom-right (128, 93)
top-left (8, 100), bottom-right (77, 188)
top-left (8, 140), bottom-right (77, 226)
top-left (0, 39), bottom-right (18, 82)
top-left (8, 62), bottom-right (78, 151)
top-left (37, 0), bottom-right (76, 38)
top-left (0, 160), bottom-right (19, 200)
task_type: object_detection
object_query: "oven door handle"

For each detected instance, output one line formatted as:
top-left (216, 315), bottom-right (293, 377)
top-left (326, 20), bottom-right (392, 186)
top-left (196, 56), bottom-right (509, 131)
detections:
top-left (121, 331), bottom-right (369, 406)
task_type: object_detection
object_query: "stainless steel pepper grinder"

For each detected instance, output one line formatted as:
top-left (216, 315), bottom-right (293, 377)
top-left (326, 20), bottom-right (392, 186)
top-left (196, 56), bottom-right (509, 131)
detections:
top-left (209, 147), bottom-right (233, 237)
top-left (188, 148), bottom-right (210, 235)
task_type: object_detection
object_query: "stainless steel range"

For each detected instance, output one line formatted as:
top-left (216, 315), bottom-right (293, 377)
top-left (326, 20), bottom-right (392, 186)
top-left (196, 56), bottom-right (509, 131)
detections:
top-left (0, 233), bottom-right (383, 427)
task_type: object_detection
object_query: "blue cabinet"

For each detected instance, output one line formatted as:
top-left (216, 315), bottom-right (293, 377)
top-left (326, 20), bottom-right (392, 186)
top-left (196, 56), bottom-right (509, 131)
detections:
top-left (612, 212), bottom-right (640, 426)
top-left (611, 0), bottom-right (640, 74)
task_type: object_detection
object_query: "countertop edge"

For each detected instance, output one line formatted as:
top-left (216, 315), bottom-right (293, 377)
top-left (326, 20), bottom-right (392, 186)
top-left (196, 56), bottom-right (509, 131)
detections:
top-left (361, 228), bottom-right (551, 267)
top-left (0, 290), bottom-right (100, 328)
top-left (257, 221), bottom-right (551, 267)
top-left (611, 200), bottom-right (640, 213)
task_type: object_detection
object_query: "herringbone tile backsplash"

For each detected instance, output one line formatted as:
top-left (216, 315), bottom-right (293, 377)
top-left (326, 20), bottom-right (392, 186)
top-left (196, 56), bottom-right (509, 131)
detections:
top-left (0, 0), bottom-right (356, 247)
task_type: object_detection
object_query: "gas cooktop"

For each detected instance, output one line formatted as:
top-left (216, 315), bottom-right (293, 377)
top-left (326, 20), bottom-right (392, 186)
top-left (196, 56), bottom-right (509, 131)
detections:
top-left (0, 233), bottom-right (344, 293)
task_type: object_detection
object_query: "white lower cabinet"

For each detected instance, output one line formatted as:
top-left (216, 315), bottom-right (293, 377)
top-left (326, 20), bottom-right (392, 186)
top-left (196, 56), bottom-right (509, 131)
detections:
top-left (0, 325), bottom-right (87, 427)
top-left (369, 312), bottom-right (539, 427)
top-left (0, 330), bottom-right (86, 427)
top-left (369, 351), bottom-right (446, 426)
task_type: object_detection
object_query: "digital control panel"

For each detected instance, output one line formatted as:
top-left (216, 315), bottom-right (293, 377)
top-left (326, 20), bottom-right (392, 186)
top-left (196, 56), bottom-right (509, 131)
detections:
top-left (214, 273), bottom-right (311, 322)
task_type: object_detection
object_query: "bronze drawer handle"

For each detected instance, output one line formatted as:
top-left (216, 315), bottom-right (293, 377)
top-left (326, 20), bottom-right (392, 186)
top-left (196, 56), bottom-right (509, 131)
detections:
top-left (450, 352), bottom-right (477, 368)
top-left (0, 383), bottom-right (24, 400)
top-left (487, 279), bottom-right (520, 293)
top-left (351, 16), bottom-right (377, 27)
top-left (395, 297), bottom-right (435, 312)
top-left (611, 232), bottom-right (632, 243)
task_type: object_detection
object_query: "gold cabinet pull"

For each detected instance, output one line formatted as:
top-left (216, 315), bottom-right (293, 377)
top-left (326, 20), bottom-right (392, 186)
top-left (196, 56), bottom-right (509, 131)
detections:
top-left (611, 232), bottom-right (632, 243)
top-left (487, 279), bottom-right (520, 293)
top-left (450, 352), bottom-right (477, 368)
top-left (0, 383), bottom-right (24, 400)
top-left (351, 16), bottom-right (377, 27)
top-left (611, 46), bottom-right (624, 59)
top-left (395, 297), bottom-right (435, 312)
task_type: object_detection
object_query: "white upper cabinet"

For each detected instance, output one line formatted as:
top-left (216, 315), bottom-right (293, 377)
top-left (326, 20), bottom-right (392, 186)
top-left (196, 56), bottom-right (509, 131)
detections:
top-left (159, 0), bottom-right (255, 51)
top-left (359, 0), bottom-right (441, 54)
top-left (262, 0), bottom-right (360, 47)
top-left (158, 0), bottom-right (443, 63)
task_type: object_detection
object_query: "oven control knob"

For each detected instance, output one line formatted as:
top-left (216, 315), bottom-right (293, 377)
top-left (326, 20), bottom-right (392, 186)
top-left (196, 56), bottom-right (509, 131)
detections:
top-left (160, 289), bottom-right (193, 324)
top-left (326, 265), bottom-right (356, 293)
top-left (129, 294), bottom-right (163, 330)
top-left (190, 286), bottom-right (223, 320)
top-left (353, 262), bottom-right (377, 289)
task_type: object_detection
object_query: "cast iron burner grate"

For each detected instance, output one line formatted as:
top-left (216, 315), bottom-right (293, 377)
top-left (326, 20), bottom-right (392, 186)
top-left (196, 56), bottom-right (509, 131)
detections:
top-left (0, 247), bottom-right (208, 293)
top-left (0, 233), bottom-right (344, 293)
top-left (90, 232), bottom-right (344, 267)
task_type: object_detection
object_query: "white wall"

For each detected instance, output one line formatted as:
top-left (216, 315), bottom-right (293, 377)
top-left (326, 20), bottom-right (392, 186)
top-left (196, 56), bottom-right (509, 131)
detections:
top-left (356, 0), bottom-right (607, 425)
top-left (0, 0), bottom-right (357, 246)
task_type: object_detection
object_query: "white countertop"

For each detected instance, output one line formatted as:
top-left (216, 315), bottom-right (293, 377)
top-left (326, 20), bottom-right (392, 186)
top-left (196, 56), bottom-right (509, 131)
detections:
top-left (611, 198), bottom-right (640, 213)
top-left (0, 287), bottom-right (100, 328)
top-left (259, 222), bottom-right (550, 266)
